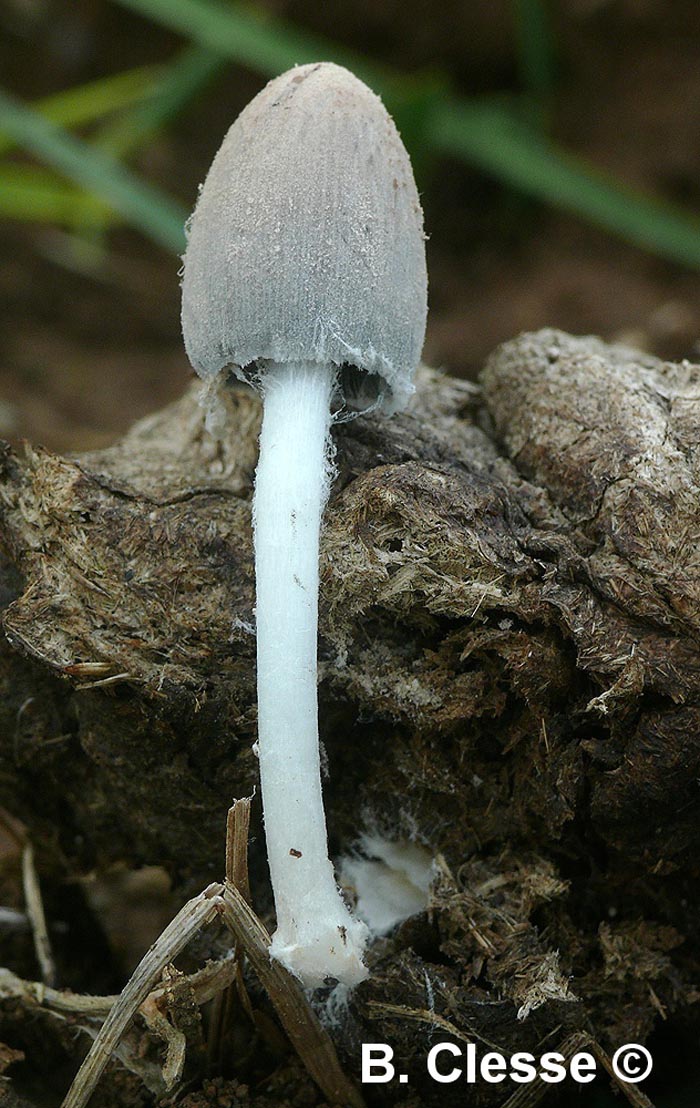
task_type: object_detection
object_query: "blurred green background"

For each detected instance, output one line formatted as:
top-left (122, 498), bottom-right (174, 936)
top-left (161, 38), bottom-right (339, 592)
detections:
top-left (1, 2), bottom-right (700, 1105)
top-left (2, 0), bottom-right (700, 457)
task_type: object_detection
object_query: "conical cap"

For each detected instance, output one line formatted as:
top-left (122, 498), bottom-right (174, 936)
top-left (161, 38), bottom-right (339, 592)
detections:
top-left (181, 62), bottom-right (427, 411)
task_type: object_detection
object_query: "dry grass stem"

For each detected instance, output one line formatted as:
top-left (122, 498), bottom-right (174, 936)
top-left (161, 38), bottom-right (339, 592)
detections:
top-left (226, 795), bottom-right (253, 902)
top-left (61, 882), bottom-right (224, 1108)
top-left (21, 841), bottom-right (56, 987)
top-left (218, 879), bottom-right (366, 1108)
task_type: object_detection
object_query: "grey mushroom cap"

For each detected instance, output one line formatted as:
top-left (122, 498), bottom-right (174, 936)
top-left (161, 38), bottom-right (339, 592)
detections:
top-left (181, 62), bottom-right (427, 412)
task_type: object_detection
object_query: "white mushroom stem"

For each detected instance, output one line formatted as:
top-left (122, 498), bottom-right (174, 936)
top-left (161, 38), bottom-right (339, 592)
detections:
top-left (253, 360), bottom-right (368, 988)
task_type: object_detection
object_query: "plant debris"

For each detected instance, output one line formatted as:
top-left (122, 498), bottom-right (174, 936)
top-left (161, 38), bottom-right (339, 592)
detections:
top-left (0, 330), bottom-right (698, 1104)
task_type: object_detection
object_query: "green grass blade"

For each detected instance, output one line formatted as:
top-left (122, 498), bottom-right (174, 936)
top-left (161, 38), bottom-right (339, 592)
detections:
top-left (0, 88), bottom-right (186, 252)
top-left (112, 0), bottom-right (700, 270)
top-left (5, 0), bottom-right (699, 267)
top-left (113, 0), bottom-right (394, 98)
top-left (0, 66), bottom-right (161, 158)
top-left (432, 99), bottom-right (700, 270)
top-left (96, 44), bottom-right (226, 158)
top-left (512, 0), bottom-right (556, 101)
top-left (76, 46), bottom-right (225, 240)
top-left (0, 164), bottom-right (101, 223)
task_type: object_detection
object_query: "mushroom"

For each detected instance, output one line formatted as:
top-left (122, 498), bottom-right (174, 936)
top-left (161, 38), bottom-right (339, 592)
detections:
top-left (181, 62), bottom-right (427, 987)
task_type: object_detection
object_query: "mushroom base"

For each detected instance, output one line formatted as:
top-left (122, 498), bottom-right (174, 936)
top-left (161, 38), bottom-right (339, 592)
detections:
top-left (269, 872), bottom-right (369, 988)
